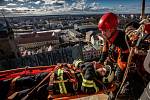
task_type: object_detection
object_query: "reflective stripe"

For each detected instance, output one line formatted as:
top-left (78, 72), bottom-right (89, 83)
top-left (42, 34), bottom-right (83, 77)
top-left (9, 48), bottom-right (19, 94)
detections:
top-left (82, 82), bottom-right (94, 87)
top-left (82, 78), bottom-right (95, 87)
top-left (83, 79), bottom-right (94, 84)
top-left (81, 72), bottom-right (99, 93)
top-left (82, 78), bottom-right (99, 92)
top-left (57, 69), bottom-right (67, 94)
top-left (117, 58), bottom-right (127, 71)
top-left (49, 72), bottom-right (54, 85)
top-left (93, 82), bottom-right (99, 93)
top-left (80, 73), bottom-right (84, 79)
top-left (117, 48), bottom-right (127, 71)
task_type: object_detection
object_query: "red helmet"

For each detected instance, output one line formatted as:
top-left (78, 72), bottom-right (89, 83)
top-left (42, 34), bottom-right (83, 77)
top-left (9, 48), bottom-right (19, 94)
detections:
top-left (98, 12), bottom-right (118, 32)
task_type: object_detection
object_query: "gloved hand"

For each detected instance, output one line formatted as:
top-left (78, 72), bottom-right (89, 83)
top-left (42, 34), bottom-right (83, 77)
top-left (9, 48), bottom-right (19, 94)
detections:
top-left (102, 65), bottom-right (115, 83)
top-left (115, 67), bottom-right (124, 82)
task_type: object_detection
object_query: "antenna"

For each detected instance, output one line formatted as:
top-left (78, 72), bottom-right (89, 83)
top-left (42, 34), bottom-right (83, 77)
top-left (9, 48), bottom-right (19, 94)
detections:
top-left (1, 11), bottom-right (14, 35)
top-left (1, 11), bottom-right (9, 27)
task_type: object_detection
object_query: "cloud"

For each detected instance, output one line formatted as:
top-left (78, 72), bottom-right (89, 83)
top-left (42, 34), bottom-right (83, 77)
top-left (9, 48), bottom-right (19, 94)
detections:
top-left (42, 0), bottom-right (65, 5)
top-left (34, 1), bottom-right (41, 5)
top-left (17, 0), bottom-right (24, 2)
top-left (4, 0), bottom-right (13, 1)
top-left (0, 0), bottom-right (122, 13)
top-left (119, 5), bottom-right (124, 8)
top-left (1, 0), bottom-right (150, 15)
top-left (146, 6), bottom-right (150, 9)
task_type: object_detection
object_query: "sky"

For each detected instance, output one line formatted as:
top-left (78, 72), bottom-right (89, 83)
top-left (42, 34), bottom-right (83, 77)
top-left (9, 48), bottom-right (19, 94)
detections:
top-left (92, 0), bottom-right (150, 13)
top-left (0, 0), bottom-right (150, 15)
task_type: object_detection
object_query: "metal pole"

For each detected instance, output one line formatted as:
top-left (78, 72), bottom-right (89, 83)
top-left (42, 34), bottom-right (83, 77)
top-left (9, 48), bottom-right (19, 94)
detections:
top-left (141, 0), bottom-right (145, 19)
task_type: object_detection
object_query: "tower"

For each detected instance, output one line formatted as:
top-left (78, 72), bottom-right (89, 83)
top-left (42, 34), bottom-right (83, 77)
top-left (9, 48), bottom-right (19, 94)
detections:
top-left (0, 17), bottom-right (19, 61)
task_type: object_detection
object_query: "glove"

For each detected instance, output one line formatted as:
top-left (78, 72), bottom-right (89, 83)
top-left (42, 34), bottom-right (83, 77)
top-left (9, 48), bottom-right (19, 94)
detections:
top-left (115, 67), bottom-right (124, 82)
top-left (102, 65), bottom-right (115, 83)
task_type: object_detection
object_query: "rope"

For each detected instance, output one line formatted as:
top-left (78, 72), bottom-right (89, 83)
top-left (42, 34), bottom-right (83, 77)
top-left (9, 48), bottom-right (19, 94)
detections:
top-left (115, 47), bottom-right (135, 99)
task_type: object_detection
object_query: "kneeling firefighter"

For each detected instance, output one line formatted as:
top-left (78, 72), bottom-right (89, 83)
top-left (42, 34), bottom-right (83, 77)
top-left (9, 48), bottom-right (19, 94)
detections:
top-left (98, 12), bottom-right (130, 84)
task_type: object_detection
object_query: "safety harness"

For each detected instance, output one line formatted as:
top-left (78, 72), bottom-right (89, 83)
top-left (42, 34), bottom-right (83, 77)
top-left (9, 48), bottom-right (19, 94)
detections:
top-left (80, 68), bottom-right (99, 93)
top-left (57, 68), bottom-right (67, 94)
top-left (48, 64), bottom-right (78, 95)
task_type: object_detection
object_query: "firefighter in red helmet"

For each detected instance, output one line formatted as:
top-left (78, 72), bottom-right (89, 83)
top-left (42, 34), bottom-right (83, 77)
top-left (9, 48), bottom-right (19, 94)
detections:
top-left (98, 12), bottom-right (130, 85)
top-left (98, 12), bottom-right (118, 41)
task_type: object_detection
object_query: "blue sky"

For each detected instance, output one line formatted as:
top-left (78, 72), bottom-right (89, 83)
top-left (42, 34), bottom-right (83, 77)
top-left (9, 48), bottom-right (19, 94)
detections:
top-left (88, 0), bottom-right (150, 13)
top-left (0, 0), bottom-right (150, 14)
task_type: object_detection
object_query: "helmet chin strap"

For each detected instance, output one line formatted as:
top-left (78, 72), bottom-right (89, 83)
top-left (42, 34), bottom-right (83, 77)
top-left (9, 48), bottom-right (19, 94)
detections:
top-left (107, 30), bottom-right (118, 43)
top-left (101, 29), bottom-right (118, 43)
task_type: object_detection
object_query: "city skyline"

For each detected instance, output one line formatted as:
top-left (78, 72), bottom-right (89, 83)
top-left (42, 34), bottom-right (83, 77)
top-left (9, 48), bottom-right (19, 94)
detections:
top-left (0, 0), bottom-right (150, 16)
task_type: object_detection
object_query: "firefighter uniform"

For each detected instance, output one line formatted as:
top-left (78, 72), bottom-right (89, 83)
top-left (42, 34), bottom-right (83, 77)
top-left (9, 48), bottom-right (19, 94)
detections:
top-left (98, 12), bottom-right (130, 82)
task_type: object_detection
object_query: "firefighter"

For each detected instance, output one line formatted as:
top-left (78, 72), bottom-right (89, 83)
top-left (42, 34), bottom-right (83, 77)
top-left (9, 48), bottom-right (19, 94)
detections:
top-left (73, 59), bottom-right (115, 94)
top-left (98, 12), bottom-right (131, 87)
top-left (47, 63), bottom-right (80, 97)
